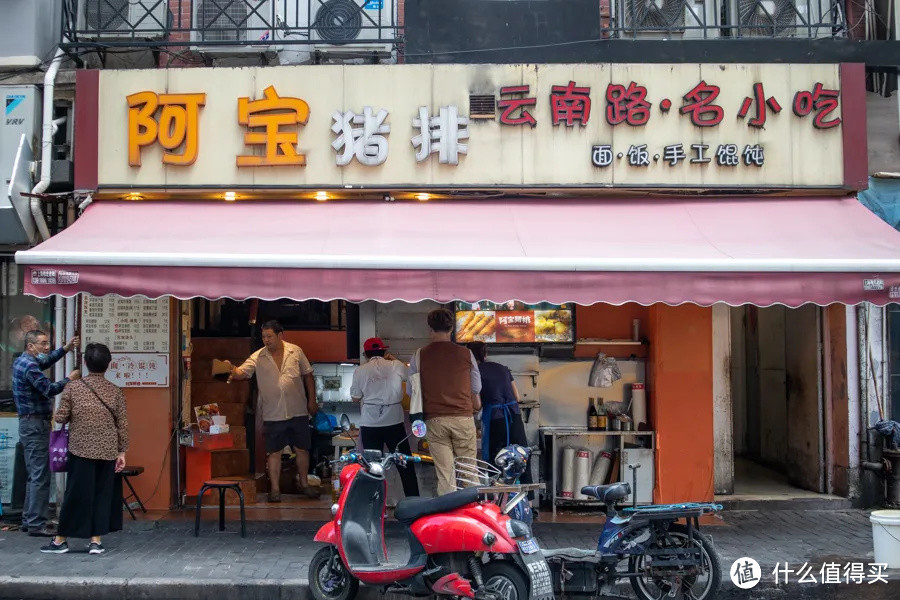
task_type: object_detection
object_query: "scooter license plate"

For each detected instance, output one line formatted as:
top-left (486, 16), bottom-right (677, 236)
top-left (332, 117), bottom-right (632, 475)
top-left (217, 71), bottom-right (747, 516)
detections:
top-left (518, 537), bottom-right (540, 555)
top-left (518, 543), bottom-right (554, 600)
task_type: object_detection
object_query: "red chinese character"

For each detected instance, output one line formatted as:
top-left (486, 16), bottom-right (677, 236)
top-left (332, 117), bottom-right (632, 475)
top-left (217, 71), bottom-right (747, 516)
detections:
top-left (680, 81), bottom-right (723, 127)
top-left (498, 85), bottom-right (537, 127)
top-left (551, 81), bottom-right (591, 127)
top-left (605, 82), bottom-right (651, 126)
top-left (738, 82), bottom-right (782, 128)
top-left (793, 83), bottom-right (841, 129)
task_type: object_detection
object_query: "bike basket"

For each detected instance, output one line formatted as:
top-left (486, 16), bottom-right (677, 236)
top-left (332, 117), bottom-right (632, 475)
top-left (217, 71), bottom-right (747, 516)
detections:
top-left (454, 456), bottom-right (500, 490)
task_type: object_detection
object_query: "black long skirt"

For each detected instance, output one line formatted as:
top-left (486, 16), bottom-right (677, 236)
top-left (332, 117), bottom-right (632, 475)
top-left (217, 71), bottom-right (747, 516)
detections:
top-left (58, 453), bottom-right (123, 539)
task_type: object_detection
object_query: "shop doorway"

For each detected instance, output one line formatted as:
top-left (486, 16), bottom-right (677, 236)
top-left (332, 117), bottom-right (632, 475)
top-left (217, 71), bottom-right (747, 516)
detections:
top-left (728, 305), bottom-right (825, 498)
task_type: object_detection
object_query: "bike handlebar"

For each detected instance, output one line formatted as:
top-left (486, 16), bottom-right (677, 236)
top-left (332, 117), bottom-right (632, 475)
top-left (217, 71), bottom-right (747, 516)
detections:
top-left (333, 452), bottom-right (421, 468)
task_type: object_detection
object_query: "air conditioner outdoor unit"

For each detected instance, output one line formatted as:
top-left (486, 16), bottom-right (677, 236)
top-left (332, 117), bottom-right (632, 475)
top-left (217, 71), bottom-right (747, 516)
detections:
top-left (613, 0), bottom-right (720, 39)
top-left (77, 0), bottom-right (168, 39)
top-left (191, 0), bottom-right (277, 54)
top-left (308, 0), bottom-right (396, 54)
top-left (728, 0), bottom-right (839, 38)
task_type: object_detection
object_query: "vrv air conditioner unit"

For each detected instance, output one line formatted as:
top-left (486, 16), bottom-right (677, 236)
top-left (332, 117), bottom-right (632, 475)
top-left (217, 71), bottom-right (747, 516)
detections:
top-left (614, 0), bottom-right (720, 39)
top-left (308, 0), bottom-right (396, 54)
top-left (728, 0), bottom-right (839, 38)
top-left (77, 0), bottom-right (168, 39)
top-left (191, 0), bottom-right (277, 53)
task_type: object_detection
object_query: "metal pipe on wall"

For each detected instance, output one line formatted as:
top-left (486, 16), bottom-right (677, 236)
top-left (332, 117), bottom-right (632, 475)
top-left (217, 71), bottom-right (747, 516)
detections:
top-left (847, 305), bottom-right (860, 480)
top-left (858, 303), bottom-right (871, 464)
top-left (64, 297), bottom-right (75, 374)
top-left (53, 295), bottom-right (64, 393)
top-left (30, 42), bottom-right (67, 242)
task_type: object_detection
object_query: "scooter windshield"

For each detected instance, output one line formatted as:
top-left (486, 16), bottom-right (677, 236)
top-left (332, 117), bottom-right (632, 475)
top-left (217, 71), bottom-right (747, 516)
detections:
top-left (341, 470), bottom-right (388, 568)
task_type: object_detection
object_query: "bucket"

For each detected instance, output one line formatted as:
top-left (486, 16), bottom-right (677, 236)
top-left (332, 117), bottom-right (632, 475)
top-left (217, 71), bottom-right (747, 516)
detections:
top-left (870, 510), bottom-right (900, 568)
top-left (560, 448), bottom-right (575, 499)
top-left (573, 449), bottom-right (592, 500)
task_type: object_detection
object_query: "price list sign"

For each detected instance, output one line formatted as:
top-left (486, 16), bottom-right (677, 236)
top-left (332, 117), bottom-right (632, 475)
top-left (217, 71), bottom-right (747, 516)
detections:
top-left (81, 296), bottom-right (169, 353)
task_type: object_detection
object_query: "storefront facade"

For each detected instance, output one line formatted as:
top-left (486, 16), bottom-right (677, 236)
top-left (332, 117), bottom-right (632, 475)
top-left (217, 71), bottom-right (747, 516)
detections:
top-left (15, 62), bottom-right (900, 510)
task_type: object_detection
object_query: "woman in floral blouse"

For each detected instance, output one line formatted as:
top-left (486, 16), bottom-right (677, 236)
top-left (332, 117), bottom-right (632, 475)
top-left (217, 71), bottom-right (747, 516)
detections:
top-left (41, 342), bottom-right (129, 555)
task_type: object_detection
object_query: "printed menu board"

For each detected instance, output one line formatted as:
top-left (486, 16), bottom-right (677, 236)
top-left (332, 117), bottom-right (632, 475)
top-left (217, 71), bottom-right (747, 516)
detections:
top-left (81, 296), bottom-right (169, 353)
top-left (454, 302), bottom-right (573, 343)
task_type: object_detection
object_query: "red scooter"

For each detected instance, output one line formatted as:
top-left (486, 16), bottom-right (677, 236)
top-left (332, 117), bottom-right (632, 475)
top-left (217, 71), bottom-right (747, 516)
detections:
top-left (309, 420), bottom-right (552, 600)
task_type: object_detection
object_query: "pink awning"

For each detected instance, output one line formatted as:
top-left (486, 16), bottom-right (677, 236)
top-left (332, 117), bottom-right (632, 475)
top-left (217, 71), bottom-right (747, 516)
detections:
top-left (15, 197), bottom-right (900, 307)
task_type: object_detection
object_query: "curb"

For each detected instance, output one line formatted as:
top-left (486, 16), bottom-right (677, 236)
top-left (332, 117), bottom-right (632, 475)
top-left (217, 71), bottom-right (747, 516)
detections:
top-left (1, 575), bottom-right (898, 600)
top-left (0, 576), bottom-right (312, 600)
top-left (718, 579), bottom-right (900, 600)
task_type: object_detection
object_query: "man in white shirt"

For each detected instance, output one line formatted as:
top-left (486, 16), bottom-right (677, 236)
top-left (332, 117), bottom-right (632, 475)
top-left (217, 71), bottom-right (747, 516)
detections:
top-left (226, 320), bottom-right (319, 501)
top-left (350, 338), bottom-right (419, 497)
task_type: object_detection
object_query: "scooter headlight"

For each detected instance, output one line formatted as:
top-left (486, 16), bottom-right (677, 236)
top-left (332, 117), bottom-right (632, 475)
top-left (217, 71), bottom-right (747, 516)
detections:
top-left (368, 463), bottom-right (385, 477)
top-left (505, 518), bottom-right (530, 539)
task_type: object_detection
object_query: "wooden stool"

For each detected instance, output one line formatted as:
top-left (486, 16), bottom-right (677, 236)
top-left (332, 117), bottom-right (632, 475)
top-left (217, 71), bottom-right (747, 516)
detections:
top-left (120, 466), bottom-right (146, 520)
top-left (194, 480), bottom-right (246, 538)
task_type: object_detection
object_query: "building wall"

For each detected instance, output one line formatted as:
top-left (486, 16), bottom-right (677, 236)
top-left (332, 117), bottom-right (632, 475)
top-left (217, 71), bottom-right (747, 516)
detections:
top-left (867, 93), bottom-right (900, 174)
top-left (121, 299), bottom-right (178, 510)
top-left (826, 304), bottom-right (850, 496)
top-left (647, 304), bottom-right (714, 503)
top-left (0, 0), bottom-right (60, 67)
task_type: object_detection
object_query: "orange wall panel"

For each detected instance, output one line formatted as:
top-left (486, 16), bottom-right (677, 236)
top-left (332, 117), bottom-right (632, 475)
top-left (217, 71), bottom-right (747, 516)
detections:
top-left (123, 387), bottom-right (173, 510)
top-left (574, 303), bottom-right (650, 358)
top-left (282, 330), bottom-right (348, 363)
top-left (648, 304), bottom-right (714, 503)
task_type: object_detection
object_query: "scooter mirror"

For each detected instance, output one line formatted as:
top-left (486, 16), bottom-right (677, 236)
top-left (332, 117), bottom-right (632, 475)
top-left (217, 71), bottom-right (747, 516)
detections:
top-left (340, 413), bottom-right (351, 432)
top-left (411, 420), bottom-right (427, 438)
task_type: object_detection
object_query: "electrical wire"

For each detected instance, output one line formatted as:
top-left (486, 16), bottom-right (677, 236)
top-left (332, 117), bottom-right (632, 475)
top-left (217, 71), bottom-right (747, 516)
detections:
top-left (132, 427), bottom-right (178, 507)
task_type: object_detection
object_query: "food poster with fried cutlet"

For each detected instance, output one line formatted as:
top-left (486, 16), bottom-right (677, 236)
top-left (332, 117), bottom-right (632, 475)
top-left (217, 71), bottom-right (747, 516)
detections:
top-left (456, 311), bottom-right (497, 343)
top-left (455, 305), bottom-right (574, 343)
top-left (495, 311), bottom-right (535, 343)
top-left (534, 309), bottom-right (574, 342)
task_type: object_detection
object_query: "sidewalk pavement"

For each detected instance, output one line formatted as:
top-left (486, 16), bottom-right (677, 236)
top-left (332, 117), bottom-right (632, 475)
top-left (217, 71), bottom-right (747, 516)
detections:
top-left (0, 509), bottom-right (897, 599)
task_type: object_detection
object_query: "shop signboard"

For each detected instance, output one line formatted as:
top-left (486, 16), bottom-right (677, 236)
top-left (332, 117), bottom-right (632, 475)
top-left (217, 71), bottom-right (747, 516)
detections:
top-left (455, 302), bottom-right (573, 343)
top-left (97, 353), bottom-right (170, 388)
top-left (81, 296), bottom-right (169, 353)
top-left (87, 63), bottom-right (854, 190)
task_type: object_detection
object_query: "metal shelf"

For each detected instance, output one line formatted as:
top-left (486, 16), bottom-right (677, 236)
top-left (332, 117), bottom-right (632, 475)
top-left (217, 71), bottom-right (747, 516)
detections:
top-left (543, 428), bottom-right (656, 517)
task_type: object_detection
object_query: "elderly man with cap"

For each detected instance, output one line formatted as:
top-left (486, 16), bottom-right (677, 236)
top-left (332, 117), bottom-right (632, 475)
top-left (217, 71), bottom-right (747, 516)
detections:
top-left (349, 338), bottom-right (419, 497)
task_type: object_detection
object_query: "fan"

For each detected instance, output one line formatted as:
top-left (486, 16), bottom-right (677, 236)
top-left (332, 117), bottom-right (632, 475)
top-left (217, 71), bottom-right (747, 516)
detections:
top-left (197, 0), bottom-right (250, 42)
top-left (737, 0), bottom-right (799, 36)
top-left (624, 0), bottom-right (688, 31)
top-left (83, 0), bottom-right (128, 30)
top-left (313, 0), bottom-right (365, 44)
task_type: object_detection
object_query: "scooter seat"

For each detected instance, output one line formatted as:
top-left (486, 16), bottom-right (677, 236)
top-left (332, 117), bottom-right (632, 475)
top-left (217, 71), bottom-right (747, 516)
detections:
top-left (394, 487), bottom-right (480, 523)
top-left (580, 483), bottom-right (630, 505)
top-left (542, 547), bottom-right (599, 560)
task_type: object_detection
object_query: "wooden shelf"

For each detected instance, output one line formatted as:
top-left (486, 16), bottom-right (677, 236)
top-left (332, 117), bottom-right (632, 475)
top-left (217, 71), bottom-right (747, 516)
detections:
top-left (541, 428), bottom-right (654, 437)
top-left (577, 338), bottom-right (646, 346)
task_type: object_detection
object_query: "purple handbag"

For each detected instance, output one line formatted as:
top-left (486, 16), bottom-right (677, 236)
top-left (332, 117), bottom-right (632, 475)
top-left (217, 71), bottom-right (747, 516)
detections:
top-left (49, 427), bottom-right (69, 473)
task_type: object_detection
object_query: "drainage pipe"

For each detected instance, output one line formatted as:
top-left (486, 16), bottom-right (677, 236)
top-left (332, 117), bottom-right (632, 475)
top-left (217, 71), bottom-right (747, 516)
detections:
top-left (30, 44), bottom-right (66, 242)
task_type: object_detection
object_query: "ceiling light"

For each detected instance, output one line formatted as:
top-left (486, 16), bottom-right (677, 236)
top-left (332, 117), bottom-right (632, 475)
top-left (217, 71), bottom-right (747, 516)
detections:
top-left (416, 193), bottom-right (430, 202)
top-left (125, 193), bottom-right (143, 201)
top-left (224, 191), bottom-right (236, 202)
top-left (316, 191), bottom-right (328, 201)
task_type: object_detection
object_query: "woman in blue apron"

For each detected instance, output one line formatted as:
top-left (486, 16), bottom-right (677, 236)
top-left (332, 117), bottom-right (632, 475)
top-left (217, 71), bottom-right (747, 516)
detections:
top-left (466, 342), bottom-right (532, 486)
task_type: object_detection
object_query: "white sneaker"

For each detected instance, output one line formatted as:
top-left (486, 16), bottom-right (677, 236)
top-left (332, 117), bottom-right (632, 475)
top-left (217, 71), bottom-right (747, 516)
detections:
top-left (88, 542), bottom-right (106, 555)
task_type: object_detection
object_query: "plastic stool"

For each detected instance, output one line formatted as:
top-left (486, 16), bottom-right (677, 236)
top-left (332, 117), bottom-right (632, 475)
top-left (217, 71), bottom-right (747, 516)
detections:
top-left (194, 480), bottom-right (246, 538)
